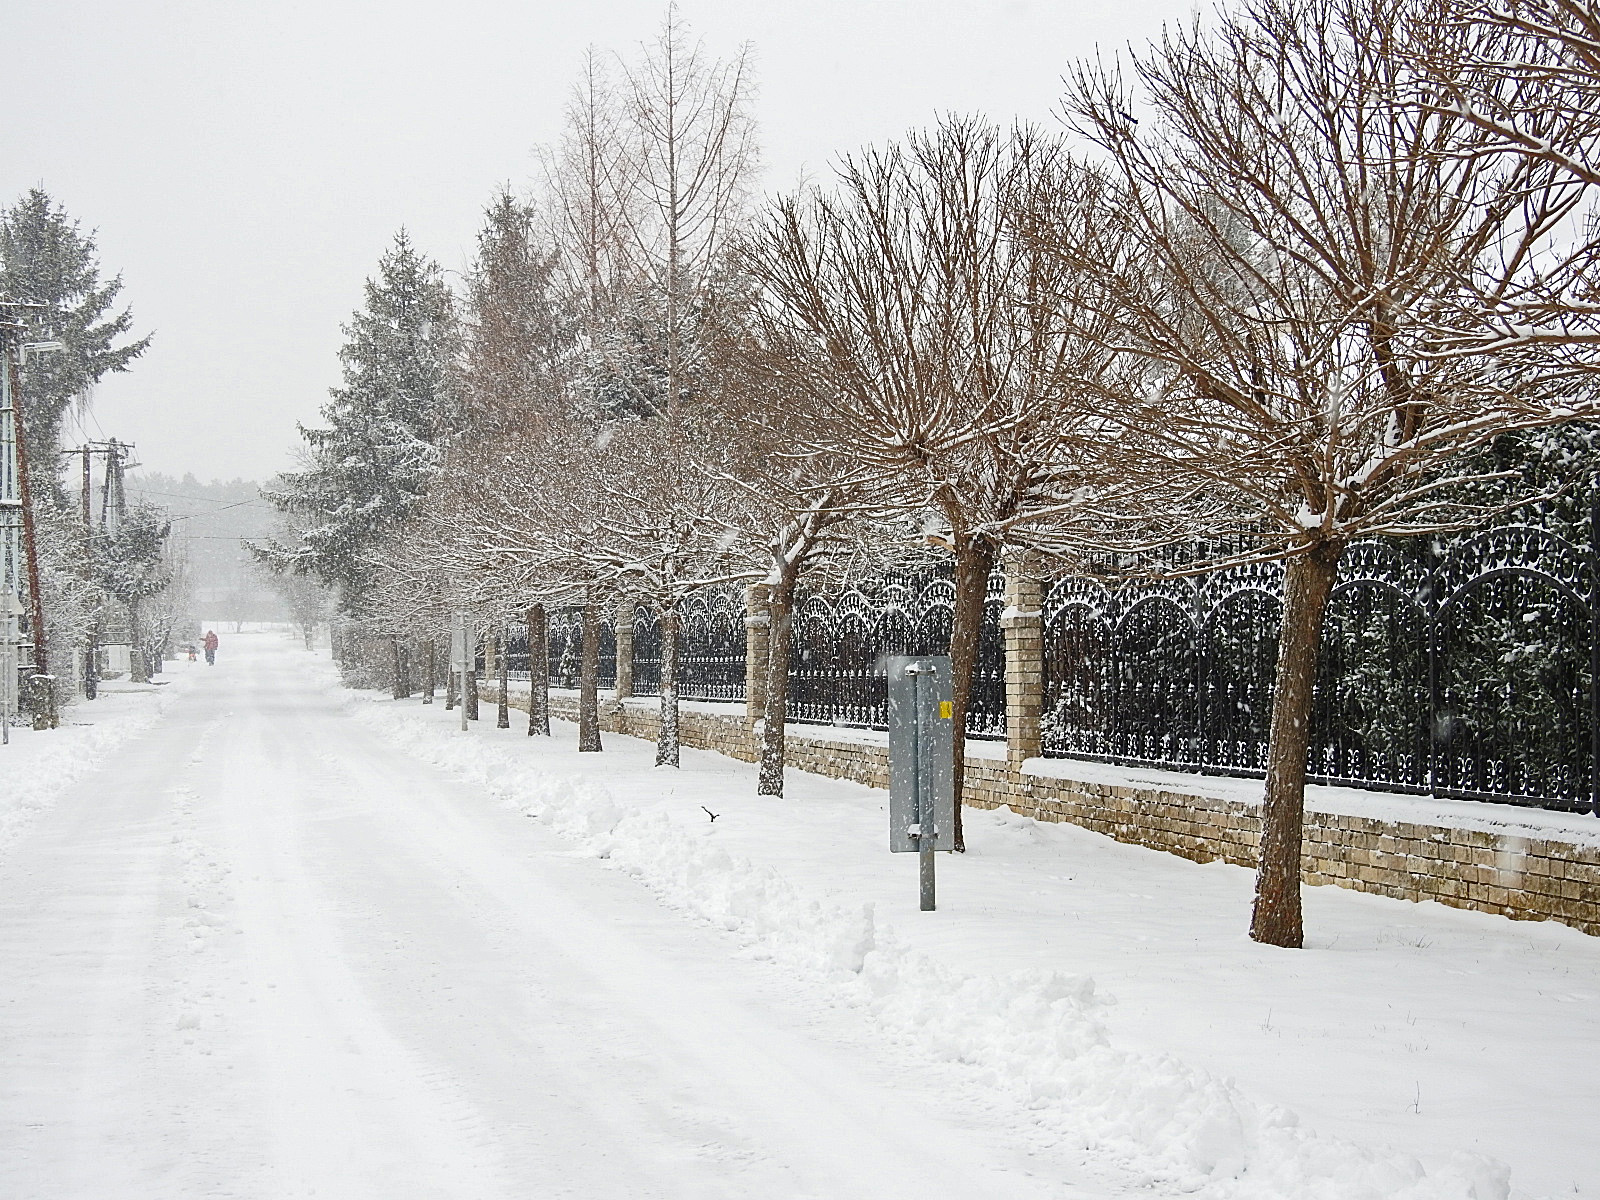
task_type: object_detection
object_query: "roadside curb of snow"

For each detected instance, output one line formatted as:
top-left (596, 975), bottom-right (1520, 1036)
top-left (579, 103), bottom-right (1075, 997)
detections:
top-left (1, 684), bottom-right (186, 860)
top-left (344, 686), bottom-right (1510, 1200)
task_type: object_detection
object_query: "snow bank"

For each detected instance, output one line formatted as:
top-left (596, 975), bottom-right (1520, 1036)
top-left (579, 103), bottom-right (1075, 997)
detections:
top-left (1, 680), bottom-right (187, 858)
top-left (344, 685), bottom-right (1509, 1200)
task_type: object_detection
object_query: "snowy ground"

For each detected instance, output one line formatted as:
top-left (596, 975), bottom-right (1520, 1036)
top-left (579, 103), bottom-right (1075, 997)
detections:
top-left (2, 632), bottom-right (1595, 1198)
top-left (2, 668), bottom-right (193, 856)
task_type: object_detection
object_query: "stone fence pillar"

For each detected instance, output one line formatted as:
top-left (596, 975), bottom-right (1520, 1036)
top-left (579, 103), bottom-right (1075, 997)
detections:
top-left (744, 583), bottom-right (771, 721)
top-left (614, 596), bottom-right (634, 699)
top-left (1001, 553), bottom-right (1044, 769)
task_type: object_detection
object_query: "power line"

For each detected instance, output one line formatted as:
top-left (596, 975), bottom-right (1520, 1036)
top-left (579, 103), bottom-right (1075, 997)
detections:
top-left (131, 488), bottom-right (269, 506)
top-left (164, 498), bottom-right (267, 522)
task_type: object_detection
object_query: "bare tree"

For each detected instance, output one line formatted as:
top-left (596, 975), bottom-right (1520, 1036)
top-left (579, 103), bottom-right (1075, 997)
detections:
top-left (1055, 0), bottom-right (1600, 946)
top-left (1416, 0), bottom-right (1600, 185)
top-left (743, 118), bottom-right (1131, 847)
top-left (543, 47), bottom-right (639, 419)
top-left (1402, 0), bottom-right (1600, 359)
top-left (615, 7), bottom-right (758, 420)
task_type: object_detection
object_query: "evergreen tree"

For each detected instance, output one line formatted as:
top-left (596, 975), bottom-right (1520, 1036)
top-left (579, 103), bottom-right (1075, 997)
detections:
top-left (93, 502), bottom-right (171, 684)
top-left (0, 188), bottom-right (151, 464)
top-left (258, 231), bottom-right (461, 612)
top-left (462, 190), bottom-right (571, 431)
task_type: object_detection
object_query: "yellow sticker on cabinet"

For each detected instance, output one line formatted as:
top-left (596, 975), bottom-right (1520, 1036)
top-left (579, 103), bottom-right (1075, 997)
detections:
top-left (939, 701), bottom-right (953, 719)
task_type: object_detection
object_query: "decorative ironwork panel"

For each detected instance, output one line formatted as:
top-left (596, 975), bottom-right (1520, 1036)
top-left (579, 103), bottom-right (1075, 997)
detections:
top-left (677, 588), bottom-right (746, 701)
top-left (598, 615), bottom-right (616, 690)
top-left (972, 571), bottom-right (1007, 737)
top-left (544, 608), bottom-right (616, 690)
top-left (1199, 588), bottom-right (1280, 773)
top-left (1434, 572), bottom-right (1591, 808)
top-left (631, 605), bottom-right (662, 696)
top-left (789, 568), bottom-right (1005, 737)
top-left (505, 623), bottom-right (530, 681)
top-left (1118, 596), bottom-right (1201, 767)
top-left (1042, 584), bottom-right (1113, 759)
top-left (548, 608), bottom-right (582, 688)
top-left (1312, 581), bottom-right (1427, 789)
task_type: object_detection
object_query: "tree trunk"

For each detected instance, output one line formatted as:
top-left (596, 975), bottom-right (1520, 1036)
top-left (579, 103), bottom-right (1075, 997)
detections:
top-left (947, 538), bottom-right (996, 853)
top-left (578, 597), bottom-right (603, 752)
top-left (400, 641), bottom-right (414, 698)
top-left (391, 638), bottom-right (404, 700)
top-left (421, 638), bottom-right (435, 704)
top-left (1250, 543), bottom-right (1342, 949)
top-left (446, 667), bottom-right (457, 710)
top-left (129, 598), bottom-right (148, 685)
top-left (84, 629), bottom-right (99, 701)
top-left (465, 629), bottom-right (479, 721)
top-left (527, 605), bottom-right (550, 736)
top-left (497, 626), bottom-right (510, 729)
top-left (656, 604), bottom-right (681, 768)
top-left (757, 576), bottom-right (794, 796)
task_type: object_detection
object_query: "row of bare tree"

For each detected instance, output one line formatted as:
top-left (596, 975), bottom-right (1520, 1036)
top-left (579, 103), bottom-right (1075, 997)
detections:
top-left (337, 0), bottom-right (1599, 947)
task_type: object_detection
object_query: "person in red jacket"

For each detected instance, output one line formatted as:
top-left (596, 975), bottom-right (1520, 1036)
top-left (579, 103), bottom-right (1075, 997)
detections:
top-left (203, 630), bottom-right (219, 666)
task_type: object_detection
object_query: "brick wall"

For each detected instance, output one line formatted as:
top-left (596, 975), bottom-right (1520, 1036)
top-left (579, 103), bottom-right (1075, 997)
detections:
top-left (484, 684), bottom-right (1600, 937)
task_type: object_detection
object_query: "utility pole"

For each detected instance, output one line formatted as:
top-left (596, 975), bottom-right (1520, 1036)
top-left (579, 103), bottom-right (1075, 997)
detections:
top-left (0, 329), bottom-right (23, 733)
top-left (61, 439), bottom-right (130, 699)
top-left (1, 324), bottom-right (66, 729)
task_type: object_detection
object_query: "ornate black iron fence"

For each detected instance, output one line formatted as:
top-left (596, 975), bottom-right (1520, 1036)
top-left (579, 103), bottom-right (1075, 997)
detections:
top-left (621, 593), bottom-right (746, 700)
top-left (536, 609), bottom-right (616, 690)
top-left (789, 570), bottom-right (1006, 737)
top-left (1042, 517), bottom-right (1600, 813)
top-left (630, 605), bottom-right (661, 695)
top-left (505, 623), bottom-right (529, 679)
top-left (677, 589), bottom-right (746, 700)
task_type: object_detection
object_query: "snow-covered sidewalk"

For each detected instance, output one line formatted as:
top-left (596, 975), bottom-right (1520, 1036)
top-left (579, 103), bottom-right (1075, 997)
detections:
top-left (2, 665), bottom-right (196, 856)
top-left (355, 671), bottom-right (1600, 1200)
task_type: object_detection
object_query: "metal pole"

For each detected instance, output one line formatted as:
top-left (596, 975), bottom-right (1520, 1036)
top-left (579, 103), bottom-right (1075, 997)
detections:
top-left (913, 667), bottom-right (936, 911)
top-left (1590, 488), bottom-right (1599, 817)
top-left (1426, 541), bottom-right (1440, 797)
top-left (456, 614), bottom-right (468, 732)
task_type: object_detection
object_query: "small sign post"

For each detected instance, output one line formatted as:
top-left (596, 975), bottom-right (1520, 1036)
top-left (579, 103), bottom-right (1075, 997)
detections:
top-left (450, 614), bottom-right (468, 732)
top-left (888, 654), bottom-right (954, 911)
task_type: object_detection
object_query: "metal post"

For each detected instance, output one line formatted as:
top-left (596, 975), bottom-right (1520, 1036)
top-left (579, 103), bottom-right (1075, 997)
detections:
top-left (889, 655), bottom-right (953, 911)
top-left (1590, 489), bottom-right (1599, 817)
top-left (452, 614), bottom-right (468, 732)
top-left (1425, 540), bottom-right (1440, 797)
top-left (912, 668), bottom-right (936, 910)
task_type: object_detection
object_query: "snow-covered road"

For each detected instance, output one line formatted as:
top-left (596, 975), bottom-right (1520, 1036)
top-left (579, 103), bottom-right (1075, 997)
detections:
top-left (6, 630), bottom-right (1598, 1200)
top-left (0, 633), bottom-right (1090, 1199)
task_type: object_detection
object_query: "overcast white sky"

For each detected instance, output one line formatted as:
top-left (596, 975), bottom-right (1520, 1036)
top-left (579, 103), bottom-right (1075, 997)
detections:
top-left (2, 0), bottom-right (1196, 483)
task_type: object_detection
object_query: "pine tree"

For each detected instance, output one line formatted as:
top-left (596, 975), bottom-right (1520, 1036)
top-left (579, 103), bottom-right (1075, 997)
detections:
top-left (0, 188), bottom-right (151, 463)
top-left (93, 502), bottom-right (171, 684)
top-left (462, 190), bottom-right (571, 432)
top-left (259, 231), bottom-right (461, 612)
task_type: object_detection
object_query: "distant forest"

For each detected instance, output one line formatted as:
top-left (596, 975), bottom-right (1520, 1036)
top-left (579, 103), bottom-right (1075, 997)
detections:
top-left (124, 474), bottom-right (286, 626)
